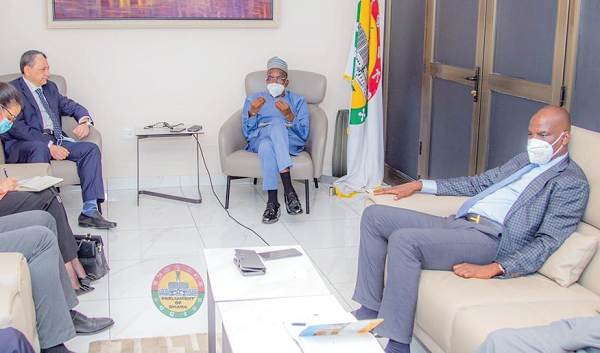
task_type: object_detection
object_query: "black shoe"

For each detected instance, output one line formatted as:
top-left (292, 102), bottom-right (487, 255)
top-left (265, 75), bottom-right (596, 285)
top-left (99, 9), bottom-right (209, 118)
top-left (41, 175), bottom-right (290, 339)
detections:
top-left (284, 192), bottom-right (303, 215)
top-left (75, 277), bottom-right (95, 296)
top-left (71, 310), bottom-right (114, 335)
top-left (262, 202), bottom-right (281, 224)
top-left (41, 344), bottom-right (73, 353)
top-left (78, 211), bottom-right (117, 229)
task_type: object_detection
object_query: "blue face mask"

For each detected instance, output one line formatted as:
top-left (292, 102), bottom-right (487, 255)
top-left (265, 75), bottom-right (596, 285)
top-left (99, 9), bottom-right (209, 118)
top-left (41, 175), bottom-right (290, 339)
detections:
top-left (0, 118), bottom-right (13, 134)
top-left (0, 106), bottom-right (14, 134)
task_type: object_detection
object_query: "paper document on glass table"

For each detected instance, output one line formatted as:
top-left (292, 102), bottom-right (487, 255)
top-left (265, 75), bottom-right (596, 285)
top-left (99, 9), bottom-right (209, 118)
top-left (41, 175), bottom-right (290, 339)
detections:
top-left (284, 312), bottom-right (384, 352)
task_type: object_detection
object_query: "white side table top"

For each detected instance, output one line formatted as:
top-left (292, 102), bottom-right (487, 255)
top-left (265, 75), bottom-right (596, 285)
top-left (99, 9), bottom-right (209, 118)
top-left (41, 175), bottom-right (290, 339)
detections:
top-left (217, 295), bottom-right (339, 353)
top-left (204, 246), bottom-right (330, 302)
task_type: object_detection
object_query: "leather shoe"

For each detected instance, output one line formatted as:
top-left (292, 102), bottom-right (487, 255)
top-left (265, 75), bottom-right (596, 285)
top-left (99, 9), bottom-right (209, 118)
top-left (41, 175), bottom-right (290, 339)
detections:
top-left (262, 202), bottom-right (281, 224)
top-left (284, 192), bottom-right (303, 215)
top-left (78, 211), bottom-right (117, 229)
top-left (71, 310), bottom-right (114, 335)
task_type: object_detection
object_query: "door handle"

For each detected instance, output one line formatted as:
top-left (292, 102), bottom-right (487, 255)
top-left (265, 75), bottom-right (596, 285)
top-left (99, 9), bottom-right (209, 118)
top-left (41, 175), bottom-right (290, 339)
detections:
top-left (464, 67), bottom-right (480, 103)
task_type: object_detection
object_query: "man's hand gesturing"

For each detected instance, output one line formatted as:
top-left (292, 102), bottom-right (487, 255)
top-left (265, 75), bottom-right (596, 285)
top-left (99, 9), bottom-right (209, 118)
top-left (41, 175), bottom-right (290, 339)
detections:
top-left (275, 100), bottom-right (294, 122)
top-left (249, 97), bottom-right (266, 117)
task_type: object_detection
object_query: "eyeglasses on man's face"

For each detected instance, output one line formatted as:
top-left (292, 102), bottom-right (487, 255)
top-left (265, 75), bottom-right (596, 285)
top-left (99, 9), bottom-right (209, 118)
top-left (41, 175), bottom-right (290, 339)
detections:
top-left (266, 76), bottom-right (287, 85)
top-left (0, 105), bottom-right (17, 122)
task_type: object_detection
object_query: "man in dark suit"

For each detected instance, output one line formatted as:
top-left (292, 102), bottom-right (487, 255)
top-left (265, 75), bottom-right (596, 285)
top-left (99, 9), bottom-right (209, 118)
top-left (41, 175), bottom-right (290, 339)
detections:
top-left (352, 106), bottom-right (590, 353)
top-left (3, 50), bottom-right (115, 229)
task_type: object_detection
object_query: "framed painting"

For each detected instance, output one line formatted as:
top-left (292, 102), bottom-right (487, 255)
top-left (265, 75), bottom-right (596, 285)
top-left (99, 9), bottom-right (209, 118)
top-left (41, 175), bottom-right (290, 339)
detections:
top-left (46, 0), bottom-right (280, 28)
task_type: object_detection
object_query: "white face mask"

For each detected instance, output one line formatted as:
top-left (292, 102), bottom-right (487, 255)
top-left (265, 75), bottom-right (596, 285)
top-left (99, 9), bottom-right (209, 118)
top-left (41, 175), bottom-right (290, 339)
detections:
top-left (527, 132), bottom-right (565, 165)
top-left (267, 83), bottom-right (285, 98)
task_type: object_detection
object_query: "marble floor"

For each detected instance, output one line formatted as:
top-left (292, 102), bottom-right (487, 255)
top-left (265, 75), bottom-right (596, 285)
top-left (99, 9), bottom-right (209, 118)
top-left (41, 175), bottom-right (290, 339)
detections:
top-left (60, 180), bottom-right (426, 352)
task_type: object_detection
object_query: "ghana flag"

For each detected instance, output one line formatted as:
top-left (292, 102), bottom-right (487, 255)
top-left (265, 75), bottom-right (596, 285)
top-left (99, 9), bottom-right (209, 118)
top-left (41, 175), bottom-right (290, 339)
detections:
top-left (334, 0), bottom-right (384, 197)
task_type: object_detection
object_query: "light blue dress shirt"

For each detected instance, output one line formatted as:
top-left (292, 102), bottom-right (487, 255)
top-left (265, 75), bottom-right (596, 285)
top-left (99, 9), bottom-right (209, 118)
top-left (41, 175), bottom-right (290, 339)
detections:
top-left (420, 153), bottom-right (569, 224)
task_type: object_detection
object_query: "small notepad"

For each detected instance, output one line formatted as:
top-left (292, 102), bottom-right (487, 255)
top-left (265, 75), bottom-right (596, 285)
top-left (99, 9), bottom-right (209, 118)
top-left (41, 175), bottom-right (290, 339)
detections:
top-left (17, 176), bottom-right (63, 192)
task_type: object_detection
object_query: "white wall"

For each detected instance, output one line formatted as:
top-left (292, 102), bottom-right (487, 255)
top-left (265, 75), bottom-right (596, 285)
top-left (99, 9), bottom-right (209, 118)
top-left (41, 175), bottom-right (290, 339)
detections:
top-left (0, 0), bottom-right (355, 186)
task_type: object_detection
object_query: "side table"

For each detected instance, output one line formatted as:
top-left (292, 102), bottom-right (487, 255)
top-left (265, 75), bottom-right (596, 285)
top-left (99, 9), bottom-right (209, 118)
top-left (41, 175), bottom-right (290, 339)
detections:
top-left (135, 126), bottom-right (205, 205)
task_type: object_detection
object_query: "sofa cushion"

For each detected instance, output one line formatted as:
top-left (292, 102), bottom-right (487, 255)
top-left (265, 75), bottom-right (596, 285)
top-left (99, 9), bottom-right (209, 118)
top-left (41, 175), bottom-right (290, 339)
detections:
top-left (570, 126), bottom-right (600, 230)
top-left (538, 232), bottom-right (598, 287)
top-left (414, 270), bottom-right (600, 353)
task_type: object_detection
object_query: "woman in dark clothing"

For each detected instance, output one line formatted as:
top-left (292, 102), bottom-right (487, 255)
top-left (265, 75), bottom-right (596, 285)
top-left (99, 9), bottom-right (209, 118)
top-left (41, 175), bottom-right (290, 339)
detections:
top-left (0, 82), bottom-right (95, 294)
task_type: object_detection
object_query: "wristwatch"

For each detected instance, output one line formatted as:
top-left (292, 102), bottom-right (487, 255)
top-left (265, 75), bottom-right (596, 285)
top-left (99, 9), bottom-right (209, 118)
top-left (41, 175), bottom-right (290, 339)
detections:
top-left (79, 118), bottom-right (92, 126)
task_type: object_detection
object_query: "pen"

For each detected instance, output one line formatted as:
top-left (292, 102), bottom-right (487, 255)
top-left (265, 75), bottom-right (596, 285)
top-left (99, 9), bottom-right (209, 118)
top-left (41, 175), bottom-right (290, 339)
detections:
top-left (3, 168), bottom-right (7, 178)
top-left (291, 323), bottom-right (306, 326)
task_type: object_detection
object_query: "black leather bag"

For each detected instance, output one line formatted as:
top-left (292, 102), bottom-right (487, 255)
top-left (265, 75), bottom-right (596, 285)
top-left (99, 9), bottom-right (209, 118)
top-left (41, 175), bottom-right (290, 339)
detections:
top-left (75, 234), bottom-right (110, 279)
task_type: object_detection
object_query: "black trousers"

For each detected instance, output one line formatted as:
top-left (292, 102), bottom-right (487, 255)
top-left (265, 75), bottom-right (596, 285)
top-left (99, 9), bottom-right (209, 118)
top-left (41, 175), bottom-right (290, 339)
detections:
top-left (0, 188), bottom-right (78, 262)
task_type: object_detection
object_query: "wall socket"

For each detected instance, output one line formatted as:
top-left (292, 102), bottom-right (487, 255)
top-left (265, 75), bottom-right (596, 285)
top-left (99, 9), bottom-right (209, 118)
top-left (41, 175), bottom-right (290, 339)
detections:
top-left (123, 128), bottom-right (134, 140)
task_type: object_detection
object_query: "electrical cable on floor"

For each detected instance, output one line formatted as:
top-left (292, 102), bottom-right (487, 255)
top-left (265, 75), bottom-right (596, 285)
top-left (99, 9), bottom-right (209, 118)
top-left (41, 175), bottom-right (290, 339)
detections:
top-left (195, 138), bottom-right (271, 246)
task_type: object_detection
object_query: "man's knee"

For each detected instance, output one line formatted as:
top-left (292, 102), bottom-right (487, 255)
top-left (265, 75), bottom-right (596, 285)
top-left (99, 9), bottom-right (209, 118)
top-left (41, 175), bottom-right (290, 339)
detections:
top-left (26, 211), bottom-right (57, 232)
top-left (257, 139), bottom-right (275, 156)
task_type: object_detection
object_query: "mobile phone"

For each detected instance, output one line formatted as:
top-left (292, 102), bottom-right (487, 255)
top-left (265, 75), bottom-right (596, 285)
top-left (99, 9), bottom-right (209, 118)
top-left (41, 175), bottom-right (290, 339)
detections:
top-left (233, 249), bottom-right (267, 276)
top-left (169, 127), bottom-right (186, 133)
top-left (258, 248), bottom-right (302, 260)
top-left (187, 125), bottom-right (202, 132)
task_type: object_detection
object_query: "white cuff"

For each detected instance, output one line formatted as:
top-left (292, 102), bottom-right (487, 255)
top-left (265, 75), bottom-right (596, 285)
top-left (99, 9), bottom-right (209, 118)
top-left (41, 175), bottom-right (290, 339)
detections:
top-left (47, 141), bottom-right (54, 148)
top-left (419, 179), bottom-right (438, 194)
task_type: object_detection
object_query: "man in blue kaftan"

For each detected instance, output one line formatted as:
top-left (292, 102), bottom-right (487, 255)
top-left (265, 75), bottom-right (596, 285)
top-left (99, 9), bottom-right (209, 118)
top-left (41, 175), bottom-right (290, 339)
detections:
top-left (241, 57), bottom-right (310, 223)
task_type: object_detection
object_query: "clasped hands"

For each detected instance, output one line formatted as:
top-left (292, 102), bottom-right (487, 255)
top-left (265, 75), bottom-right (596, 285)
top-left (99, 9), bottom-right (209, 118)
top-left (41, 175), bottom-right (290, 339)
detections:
top-left (249, 97), bottom-right (294, 121)
top-left (374, 181), bottom-right (504, 279)
top-left (49, 123), bottom-right (91, 161)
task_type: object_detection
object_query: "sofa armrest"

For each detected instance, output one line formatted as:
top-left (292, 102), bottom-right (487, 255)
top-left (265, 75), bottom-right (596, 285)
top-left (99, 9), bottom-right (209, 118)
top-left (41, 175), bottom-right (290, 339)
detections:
top-left (219, 109), bottom-right (247, 171)
top-left (61, 117), bottom-right (102, 150)
top-left (1, 163), bottom-right (52, 179)
top-left (0, 253), bottom-right (39, 352)
top-left (365, 192), bottom-right (469, 217)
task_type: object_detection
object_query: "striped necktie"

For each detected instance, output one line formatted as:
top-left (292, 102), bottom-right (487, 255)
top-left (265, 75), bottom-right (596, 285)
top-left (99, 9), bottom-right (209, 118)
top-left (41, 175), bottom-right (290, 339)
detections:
top-left (35, 88), bottom-right (64, 145)
top-left (455, 163), bottom-right (537, 218)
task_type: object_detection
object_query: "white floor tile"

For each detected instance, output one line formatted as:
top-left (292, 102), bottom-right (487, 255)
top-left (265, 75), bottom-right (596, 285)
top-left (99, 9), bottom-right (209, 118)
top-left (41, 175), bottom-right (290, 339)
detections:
top-left (108, 227), bottom-right (204, 261)
top-left (109, 256), bottom-right (207, 300)
top-left (306, 247), bottom-right (360, 285)
top-left (200, 221), bottom-right (298, 248)
top-left (325, 284), bottom-right (352, 312)
top-left (332, 282), bottom-right (361, 311)
top-left (284, 218), bottom-right (361, 249)
top-left (106, 204), bottom-right (196, 231)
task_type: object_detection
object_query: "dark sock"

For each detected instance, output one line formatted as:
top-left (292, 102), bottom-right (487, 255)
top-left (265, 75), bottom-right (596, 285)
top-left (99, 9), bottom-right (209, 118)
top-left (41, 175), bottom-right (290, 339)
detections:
top-left (41, 343), bottom-right (70, 353)
top-left (267, 190), bottom-right (278, 204)
top-left (353, 306), bottom-right (379, 320)
top-left (280, 171), bottom-right (295, 194)
top-left (385, 340), bottom-right (410, 353)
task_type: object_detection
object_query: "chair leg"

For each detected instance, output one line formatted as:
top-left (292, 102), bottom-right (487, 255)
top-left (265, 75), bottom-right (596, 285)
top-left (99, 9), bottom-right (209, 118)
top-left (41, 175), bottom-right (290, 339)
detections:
top-left (305, 180), bottom-right (310, 214)
top-left (225, 176), bottom-right (231, 209)
top-left (314, 178), bottom-right (318, 188)
top-left (253, 178), bottom-right (258, 185)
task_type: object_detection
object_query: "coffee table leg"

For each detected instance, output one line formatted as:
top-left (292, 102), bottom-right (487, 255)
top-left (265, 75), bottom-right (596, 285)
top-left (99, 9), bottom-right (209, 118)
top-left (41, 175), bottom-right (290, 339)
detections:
top-left (208, 274), bottom-right (216, 353)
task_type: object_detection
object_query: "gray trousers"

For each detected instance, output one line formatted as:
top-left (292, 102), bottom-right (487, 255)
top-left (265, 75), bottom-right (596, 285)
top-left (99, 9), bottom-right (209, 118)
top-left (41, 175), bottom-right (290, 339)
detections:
top-left (476, 316), bottom-right (600, 353)
top-left (0, 211), bottom-right (78, 349)
top-left (352, 205), bottom-right (501, 344)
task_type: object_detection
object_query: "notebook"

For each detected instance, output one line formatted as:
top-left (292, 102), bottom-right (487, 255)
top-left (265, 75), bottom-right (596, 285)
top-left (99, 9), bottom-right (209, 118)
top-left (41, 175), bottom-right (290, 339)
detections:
top-left (17, 176), bottom-right (63, 192)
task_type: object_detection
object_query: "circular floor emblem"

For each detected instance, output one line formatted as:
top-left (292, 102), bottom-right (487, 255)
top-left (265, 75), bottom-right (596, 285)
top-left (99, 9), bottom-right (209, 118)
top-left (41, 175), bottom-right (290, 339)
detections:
top-left (151, 263), bottom-right (205, 318)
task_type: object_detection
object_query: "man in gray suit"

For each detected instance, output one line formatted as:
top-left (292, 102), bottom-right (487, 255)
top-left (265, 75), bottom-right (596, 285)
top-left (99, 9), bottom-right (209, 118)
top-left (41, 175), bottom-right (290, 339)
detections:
top-left (0, 211), bottom-right (113, 353)
top-left (352, 106), bottom-right (590, 353)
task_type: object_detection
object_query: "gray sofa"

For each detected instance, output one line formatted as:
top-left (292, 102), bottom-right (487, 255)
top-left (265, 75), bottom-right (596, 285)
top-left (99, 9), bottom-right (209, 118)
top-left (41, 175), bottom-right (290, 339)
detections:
top-left (0, 73), bottom-right (102, 186)
top-left (366, 125), bottom-right (600, 352)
